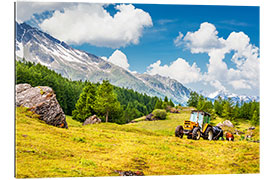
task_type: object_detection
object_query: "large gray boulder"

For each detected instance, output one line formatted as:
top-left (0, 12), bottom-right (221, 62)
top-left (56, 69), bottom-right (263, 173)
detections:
top-left (16, 83), bottom-right (68, 128)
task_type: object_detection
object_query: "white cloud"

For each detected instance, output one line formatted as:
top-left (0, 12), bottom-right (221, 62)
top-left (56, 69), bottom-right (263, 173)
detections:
top-left (170, 22), bottom-right (259, 95)
top-left (229, 80), bottom-right (251, 90)
top-left (174, 32), bottom-right (184, 47)
top-left (183, 22), bottom-right (225, 53)
top-left (16, 2), bottom-right (75, 22)
top-left (209, 80), bottom-right (227, 92)
top-left (157, 19), bottom-right (176, 25)
top-left (206, 49), bottom-right (229, 81)
top-left (107, 50), bottom-right (130, 70)
top-left (146, 58), bottom-right (201, 84)
top-left (226, 32), bottom-right (250, 52)
top-left (39, 3), bottom-right (153, 48)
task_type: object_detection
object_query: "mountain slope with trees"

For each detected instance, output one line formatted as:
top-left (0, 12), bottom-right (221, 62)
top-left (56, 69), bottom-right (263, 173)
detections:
top-left (16, 60), bottom-right (163, 123)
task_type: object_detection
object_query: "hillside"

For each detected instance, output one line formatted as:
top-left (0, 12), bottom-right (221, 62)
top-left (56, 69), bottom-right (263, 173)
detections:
top-left (16, 107), bottom-right (259, 178)
top-left (16, 61), bottom-right (159, 123)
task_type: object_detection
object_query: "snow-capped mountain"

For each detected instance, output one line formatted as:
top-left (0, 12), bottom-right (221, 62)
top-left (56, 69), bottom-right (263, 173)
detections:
top-left (207, 90), bottom-right (259, 103)
top-left (15, 22), bottom-right (190, 105)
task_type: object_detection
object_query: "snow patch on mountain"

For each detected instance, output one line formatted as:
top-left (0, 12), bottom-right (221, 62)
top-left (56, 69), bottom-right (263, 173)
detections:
top-left (207, 90), bottom-right (259, 103)
top-left (16, 41), bottom-right (24, 57)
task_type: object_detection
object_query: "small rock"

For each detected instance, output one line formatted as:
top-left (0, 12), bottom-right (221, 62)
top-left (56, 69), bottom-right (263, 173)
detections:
top-left (114, 170), bottom-right (144, 176)
top-left (245, 127), bottom-right (256, 140)
top-left (83, 115), bottom-right (101, 125)
top-left (223, 120), bottom-right (234, 127)
top-left (234, 129), bottom-right (245, 135)
top-left (145, 113), bottom-right (153, 121)
top-left (231, 163), bottom-right (239, 167)
top-left (170, 108), bottom-right (180, 113)
top-left (217, 120), bottom-right (234, 128)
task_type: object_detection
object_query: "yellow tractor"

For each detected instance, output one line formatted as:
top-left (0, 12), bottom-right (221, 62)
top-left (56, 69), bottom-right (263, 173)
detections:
top-left (175, 110), bottom-right (214, 140)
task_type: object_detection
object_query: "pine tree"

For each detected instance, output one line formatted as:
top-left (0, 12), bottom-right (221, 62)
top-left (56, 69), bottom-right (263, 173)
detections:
top-left (187, 91), bottom-right (199, 107)
top-left (222, 99), bottom-right (233, 120)
top-left (168, 99), bottom-right (175, 107)
top-left (154, 98), bottom-right (163, 109)
top-left (94, 80), bottom-right (121, 123)
top-left (164, 96), bottom-right (169, 103)
top-left (214, 96), bottom-right (223, 116)
top-left (162, 101), bottom-right (168, 110)
top-left (72, 82), bottom-right (96, 122)
top-left (249, 101), bottom-right (257, 120)
top-left (232, 101), bottom-right (240, 119)
top-left (251, 110), bottom-right (259, 126)
top-left (196, 95), bottom-right (205, 111)
top-left (161, 96), bottom-right (169, 109)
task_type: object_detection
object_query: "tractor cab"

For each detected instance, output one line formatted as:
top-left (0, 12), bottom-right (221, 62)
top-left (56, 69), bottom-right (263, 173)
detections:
top-left (190, 111), bottom-right (211, 129)
top-left (189, 111), bottom-right (203, 127)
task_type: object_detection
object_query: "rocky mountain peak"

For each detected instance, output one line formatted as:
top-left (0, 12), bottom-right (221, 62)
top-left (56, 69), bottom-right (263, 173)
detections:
top-left (15, 22), bottom-right (191, 105)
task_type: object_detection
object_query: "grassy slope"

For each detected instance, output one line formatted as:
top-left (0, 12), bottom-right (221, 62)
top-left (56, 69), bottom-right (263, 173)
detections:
top-left (16, 107), bottom-right (259, 178)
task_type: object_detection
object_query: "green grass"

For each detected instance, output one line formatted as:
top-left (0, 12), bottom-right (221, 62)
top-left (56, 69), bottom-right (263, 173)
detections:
top-left (66, 115), bottom-right (82, 128)
top-left (127, 111), bottom-right (191, 136)
top-left (16, 107), bottom-right (259, 178)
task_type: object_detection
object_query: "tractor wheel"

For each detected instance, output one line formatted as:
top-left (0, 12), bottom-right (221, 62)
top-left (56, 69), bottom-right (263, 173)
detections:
top-left (192, 127), bottom-right (201, 140)
top-left (175, 125), bottom-right (184, 138)
top-left (205, 126), bottom-right (214, 141)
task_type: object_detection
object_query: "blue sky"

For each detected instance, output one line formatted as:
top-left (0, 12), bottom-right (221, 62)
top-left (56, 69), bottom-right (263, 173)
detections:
top-left (18, 2), bottom-right (260, 96)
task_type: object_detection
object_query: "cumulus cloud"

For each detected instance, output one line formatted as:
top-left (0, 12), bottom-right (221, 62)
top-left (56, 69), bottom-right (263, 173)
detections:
top-left (39, 3), bottom-right (153, 48)
top-left (183, 22), bottom-right (225, 53)
top-left (146, 58), bottom-right (201, 84)
top-left (106, 50), bottom-right (130, 70)
top-left (173, 22), bottom-right (259, 94)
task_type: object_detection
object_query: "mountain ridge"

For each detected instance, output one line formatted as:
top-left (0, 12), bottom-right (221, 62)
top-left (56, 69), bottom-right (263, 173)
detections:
top-left (15, 22), bottom-right (190, 105)
top-left (206, 90), bottom-right (260, 103)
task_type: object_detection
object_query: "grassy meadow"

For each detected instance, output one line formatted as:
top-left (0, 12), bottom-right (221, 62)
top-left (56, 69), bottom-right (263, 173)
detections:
top-left (16, 107), bottom-right (259, 178)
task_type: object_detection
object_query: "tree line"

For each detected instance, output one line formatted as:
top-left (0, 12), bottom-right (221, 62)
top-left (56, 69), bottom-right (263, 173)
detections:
top-left (187, 91), bottom-right (260, 126)
top-left (16, 60), bottom-right (84, 115)
top-left (16, 60), bottom-right (162, 124)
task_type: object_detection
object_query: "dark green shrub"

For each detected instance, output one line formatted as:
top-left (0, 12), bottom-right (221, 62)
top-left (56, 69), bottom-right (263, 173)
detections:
top-left (152, 109), bottom-right (167, 120)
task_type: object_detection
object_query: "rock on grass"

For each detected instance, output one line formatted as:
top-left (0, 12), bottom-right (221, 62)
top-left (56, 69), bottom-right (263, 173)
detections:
top-left (16, 83), bottom-right (68, 128)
